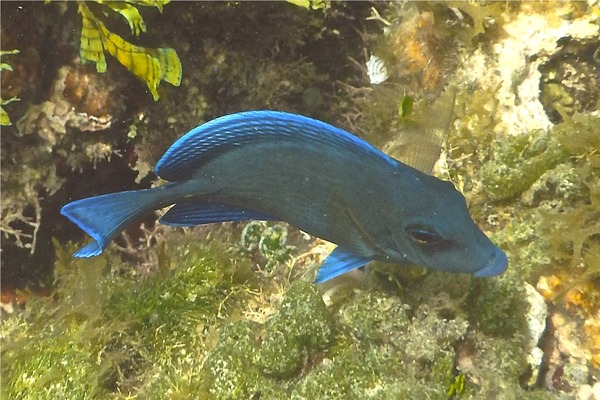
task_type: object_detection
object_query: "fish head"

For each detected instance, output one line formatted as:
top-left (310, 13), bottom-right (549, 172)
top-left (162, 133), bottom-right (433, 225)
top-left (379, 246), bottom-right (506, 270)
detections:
top-left (387, 173), bottom-right (508, 277)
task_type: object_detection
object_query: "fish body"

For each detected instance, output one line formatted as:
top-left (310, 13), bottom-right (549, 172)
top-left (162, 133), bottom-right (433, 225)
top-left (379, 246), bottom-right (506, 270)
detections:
top-left (61, 111), bottom-right (508, 282)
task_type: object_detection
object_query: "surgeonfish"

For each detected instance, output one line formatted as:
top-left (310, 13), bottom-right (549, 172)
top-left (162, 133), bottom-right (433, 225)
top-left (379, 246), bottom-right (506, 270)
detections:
top-left (61, 111), bottom-right (508, 283)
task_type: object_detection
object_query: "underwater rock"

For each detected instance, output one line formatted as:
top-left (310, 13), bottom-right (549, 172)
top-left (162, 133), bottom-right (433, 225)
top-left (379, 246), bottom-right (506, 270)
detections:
top-left (16, 65), bottom-right (114, 149)
top-left (524, 282), bottom-right (548, 388)
top-left (539, 38), bottom-right (600, 124)
top-left (545, 311), bottom-right (594, 395)
top-left (576, 382), bottom-right (600, 400)
top-left (456, 3), bottom-right (599, 136)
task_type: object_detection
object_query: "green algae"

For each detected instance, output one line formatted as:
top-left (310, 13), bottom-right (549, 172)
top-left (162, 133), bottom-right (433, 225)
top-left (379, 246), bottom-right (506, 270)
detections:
top-left (254, 282), bottom-right (332, 378)
top-left (240, 221), bottom-right (296, 273)
top-left (204, 282), bottom-right (332, 398)
top-left (2, 242), bottom-right (541, 399)
top-left (481, 129), bottom-right (570, 202)
top-left (481, 111), bottom-right (599, 204)
top-left (466, 273), bottom-right (529, 338)
top-left (339, 290), bottom-right (410, 343)
top-left (487, 111), bottom-right (600, 279)
top-left (1, 237), bottom-right (252, 399)
top-left (0, 49), bottom-right (20, 126)
top-left (292, 287), bottom-right (466, 400)
top-left (203, 320), bottom-right (286, 399)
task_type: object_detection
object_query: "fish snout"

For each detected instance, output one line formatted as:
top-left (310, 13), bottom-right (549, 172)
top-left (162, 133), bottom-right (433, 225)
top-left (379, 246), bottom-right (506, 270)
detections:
top-left (473, 246), bottom-right (508, 277)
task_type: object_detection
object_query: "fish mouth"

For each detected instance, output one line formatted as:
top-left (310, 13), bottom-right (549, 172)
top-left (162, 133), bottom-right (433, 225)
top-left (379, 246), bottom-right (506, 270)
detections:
top-left (474, 246), bottom-right (508, 277)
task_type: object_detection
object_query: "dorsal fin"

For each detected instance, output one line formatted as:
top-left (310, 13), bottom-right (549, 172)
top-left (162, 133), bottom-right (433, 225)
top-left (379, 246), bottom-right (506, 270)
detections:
top-left (155, 111), bottom-right (398, 181)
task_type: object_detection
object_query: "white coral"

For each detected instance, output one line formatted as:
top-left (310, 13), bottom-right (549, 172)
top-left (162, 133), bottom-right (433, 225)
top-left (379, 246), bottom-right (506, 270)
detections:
top-left (366, 55), bottom-right (388, 85)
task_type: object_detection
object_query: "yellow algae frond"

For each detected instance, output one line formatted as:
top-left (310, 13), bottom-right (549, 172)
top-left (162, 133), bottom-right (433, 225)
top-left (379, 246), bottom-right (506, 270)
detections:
top-left (148, 47), bottom-right (182, 87)
top-left (100, 1), bottom-right (148, 36)
top-left (286, 0), bottom-right (329, 11)
top-left (96, 0), bottom-right (171, 34)
top-left (125, 0), bottom-right (171, 13)
top-left (76, 1), bottom-right (181, 101)
top-left (95, 17), bottom-right (181, 101)
top-left (0, 49), bottom-right (20, 126)
top-left (0, 97), bottom-right (19, 126)
top-left (79, 4), bottom-right (107, 73)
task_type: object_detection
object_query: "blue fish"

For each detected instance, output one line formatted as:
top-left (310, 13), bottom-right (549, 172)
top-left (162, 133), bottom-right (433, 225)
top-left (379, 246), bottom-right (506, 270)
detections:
top-left (61, 111), bottom-right (508, 283)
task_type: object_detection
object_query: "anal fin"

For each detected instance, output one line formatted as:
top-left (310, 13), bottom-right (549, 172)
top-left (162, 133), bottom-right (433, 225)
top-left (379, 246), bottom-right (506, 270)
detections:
top-left (160, 200), bottom-right (278, 226)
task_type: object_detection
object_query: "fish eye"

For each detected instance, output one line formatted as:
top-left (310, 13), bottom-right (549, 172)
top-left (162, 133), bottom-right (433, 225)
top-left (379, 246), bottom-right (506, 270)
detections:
top-left (405, 225), bottom-right (443, 246)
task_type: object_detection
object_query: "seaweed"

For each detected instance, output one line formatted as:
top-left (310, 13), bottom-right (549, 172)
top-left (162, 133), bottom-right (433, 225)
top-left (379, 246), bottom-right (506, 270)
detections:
top-left (75, 0), bottom-right (181, 101)
top-left (538, 112), bottom-right (600, 309)
top-left (481, 129), bottom-right (570, 202)
top-left (2, 233), bottom-right (546, 399)
top-left (239, 221), bottom-right (296, 273)
top-left (286, 0), bottom-right (329, 11)
top-left (204, 282), bottom-right (332, 398)
top-left (0, 49), bottom-right (20, 126)
top-left (1, 237), bottom-right (254, 398)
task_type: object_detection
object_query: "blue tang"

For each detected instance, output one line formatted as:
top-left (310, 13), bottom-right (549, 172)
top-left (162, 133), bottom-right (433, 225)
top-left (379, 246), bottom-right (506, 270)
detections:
top-left (61, 111), bottom-right (508, 282)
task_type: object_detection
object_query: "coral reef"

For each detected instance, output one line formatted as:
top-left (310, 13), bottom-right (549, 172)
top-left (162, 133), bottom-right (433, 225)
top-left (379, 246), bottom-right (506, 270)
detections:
top-left (2, 64), bottom-right (116, 257)
top-left (2, 1), bottom-right (599, 399)
top-left (445, 2), bottom-right (600, 396)
top-left (1, 235), bottom-right (557, 399)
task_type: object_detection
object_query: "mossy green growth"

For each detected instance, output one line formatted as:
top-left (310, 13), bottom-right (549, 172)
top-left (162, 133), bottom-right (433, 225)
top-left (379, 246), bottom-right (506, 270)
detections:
top-left (202, 320), bottom-right (286, 399)
top-left (105, 241), bottom-right (230, 336)
top-left (291, 344), bottom-right (459, 400)
top-left (240, 221), bottom-right (295, 273)
top-left (1, 238), bottom-right (251, 399)
top-left (1, 253), bottom-right (115, 399)
top-left (458, 336), bottom-right (530, 399)
top-left (481, 111), bottom-right (599, 203)
top-left (203, 282), bottom-right (332, 398)
top-left (537, 112), bottom-right (600, 286)
top-left (292, 288), bottom-right (468, 400)
top-left (2, 238), bottom-right (549, 399)
top-left (466, 272), bottom-right (529, 338)
top-left (339, 289), bottom-right (410, 344)
top-left (491, 216), bottom-right (551, 282)
top-left (481, 128), bottom-right (569, 202)
top-left (254, 282), bottom-right (332, 377)
top-left (489, 111), bottom-right (600, 278)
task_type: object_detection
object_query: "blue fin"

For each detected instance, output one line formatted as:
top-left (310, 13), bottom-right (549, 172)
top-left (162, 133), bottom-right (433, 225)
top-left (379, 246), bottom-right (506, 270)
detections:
top-left (61, 189), bottom-right (160, 257)
top-left (155, 111), bottom-right (398, 181)
top-left (314, 247), bottom-right (371, 283)
top-left (160, 200), bottom-right (278, 226)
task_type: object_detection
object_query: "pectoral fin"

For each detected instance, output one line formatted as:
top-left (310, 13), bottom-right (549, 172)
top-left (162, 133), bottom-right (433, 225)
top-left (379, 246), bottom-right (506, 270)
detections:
top-left (315, 247), bottom-right (371, 283)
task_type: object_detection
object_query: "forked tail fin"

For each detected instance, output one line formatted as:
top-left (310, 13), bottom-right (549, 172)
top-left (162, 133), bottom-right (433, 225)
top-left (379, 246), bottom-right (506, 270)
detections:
top-left (61, 188), bottom-right (165, 257)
